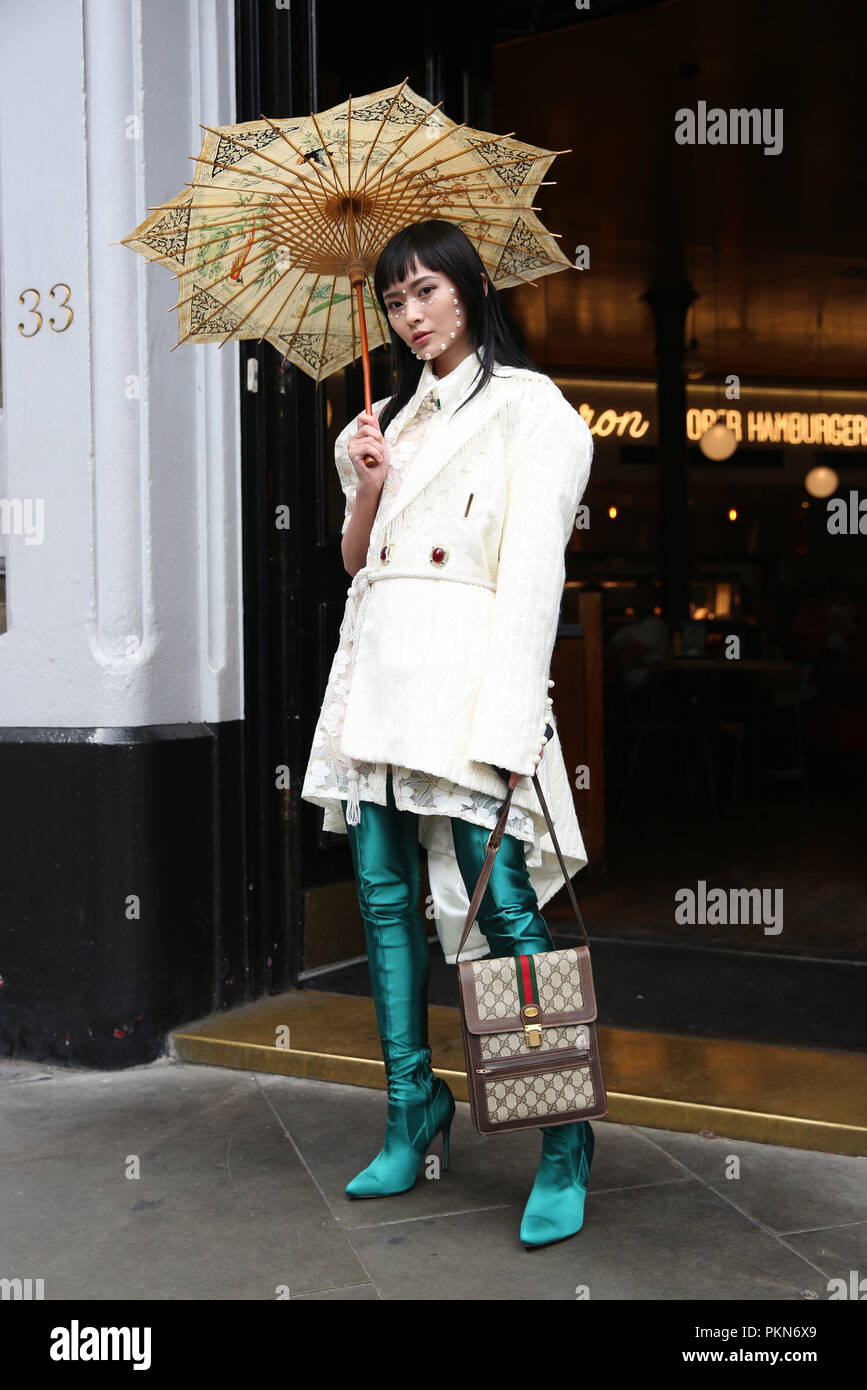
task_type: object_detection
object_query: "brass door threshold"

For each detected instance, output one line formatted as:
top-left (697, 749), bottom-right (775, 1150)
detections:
top-left (169, 988), bottom-right (867, 1156)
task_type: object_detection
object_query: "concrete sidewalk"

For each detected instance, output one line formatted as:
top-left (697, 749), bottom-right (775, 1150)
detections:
top-left (1, 1057), bottom-right (864, 1301)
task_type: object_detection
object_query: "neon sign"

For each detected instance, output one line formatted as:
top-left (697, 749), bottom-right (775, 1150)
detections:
top-left (575, 401), bottom-right (867, 448)
top-left (686, 409), bottom-right (867, 448)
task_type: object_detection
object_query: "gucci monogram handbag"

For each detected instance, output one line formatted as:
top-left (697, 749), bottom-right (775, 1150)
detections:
top-left (454, 769), bottom-right (607, 1135)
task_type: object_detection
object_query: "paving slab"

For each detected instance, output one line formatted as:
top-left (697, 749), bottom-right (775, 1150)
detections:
top-left (257, 1072), bottom-right (689, 1230)
top-left (634, 1125), bottom-right (867, 1234)
top-left (0, 1060), bottom-right (365, 1300)
top-left (0, 1057), bottom-right (860, 1302)
top-left (347, 1181), bottom-right (826, 1301)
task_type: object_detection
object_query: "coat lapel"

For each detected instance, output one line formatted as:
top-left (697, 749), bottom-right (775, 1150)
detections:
top-left (378, 363), bottom-right (521, 533)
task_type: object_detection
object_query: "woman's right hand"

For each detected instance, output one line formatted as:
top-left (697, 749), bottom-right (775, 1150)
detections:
top-left (348, 412), bottom-right (390, 494)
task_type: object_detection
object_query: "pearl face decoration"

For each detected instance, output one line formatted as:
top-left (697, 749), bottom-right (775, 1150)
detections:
top-left (382, 274), bottom-right (471, 367)
top-left (385, 283), bottom-right (457, 319)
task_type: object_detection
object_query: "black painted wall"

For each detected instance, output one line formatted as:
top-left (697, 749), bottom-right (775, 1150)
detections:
top-left (0, 726), bottom-right (247, 1067)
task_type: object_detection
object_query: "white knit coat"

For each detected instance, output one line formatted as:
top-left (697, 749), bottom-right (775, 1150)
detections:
top-left (302, 351), bottom-right (594, 956)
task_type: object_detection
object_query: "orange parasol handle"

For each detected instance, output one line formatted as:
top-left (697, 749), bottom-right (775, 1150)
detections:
top-left (353, 280), bottom-right (378, 468)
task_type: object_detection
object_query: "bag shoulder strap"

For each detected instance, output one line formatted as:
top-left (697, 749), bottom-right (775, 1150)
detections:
top-left (454, 772), bottom-right (589, 964)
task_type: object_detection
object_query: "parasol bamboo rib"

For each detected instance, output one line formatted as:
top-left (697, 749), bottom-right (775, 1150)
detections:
top-left (456, 231), bottom-right (563, 267)
top-left (365, 114), bottom-right (473, 199)
top-left (178, 199), bottom-right (332, 236)
top-left (111, 195), bottom-right (260, 248)
top-left (172, 229), bottom-right (266, 282)
top-left (354, 165), bottom-right (551, 241)
top-left (197, 120), bottom-right (342, 200)
top-left (441, 213), bottom-right (561, 236)
top-left (180, 177), bottom-right (335, 242)
top-left (277, 272), bottom-right (323, 366)
top-left (412, 153), bottom-right (563, 185)
top-left (185, 181), bottom-right (347, 262)
top-left (154, 223), bottom-right (300, 281)
top-left (395, 200), bottom-right (544, 212)
top-left (360, 104), bottom-right (450, 203)
top-left (254, 117), bottom-right (338, 214)
top-left (360, 96), bottom-right (450, 189)
top-left (185, 188), bottom-right (347, 260)
top-left (308, 110), bottom-right (348, 197)
top-left (362, 167), bottom-right (552, 236)
top-left (356, 82), bottom-right (431, 195)
top-left (373, 126), bottom-right (518, 199)
top-left (374, 141), bottom-right (558, 204)
top-left (346, 94), bottom-right (352, 202)
top-left (217, 259), bottom-right (311, 348)
top-left (168, 260), bottom-right (308, 354)
top-left (132, 192), bottom-right (272, 216)
top-left (177, 195), bottom-right (344, 276)
top-left (386, 122), bottom-right (508, 182)
top-left (167, 239), bottom-right (281, 315)
top-left (177, 190), bottom-right (345, 271)
top-left (180, 190), bottom-right (345, 266)
top-left (168, 245), bottom-right (296, 341)
top-left (193, 123), bottom-right (344, 202)
top-left (257, 265), bottom-right (331, 350)
top-left (255, 113), bottom-right (345, 199)
top-left (186, 151), bottom-right (335, 204)
top-left (348, 276), bottom-right (357, 373)
top-left (314, 279), bottom-right (341, 385)
top-left (364, 271), bottom-right (389, 343)
top-left (358, 92), bottom-right (452, 195)
top-left (359, 186), bottom-right (538, 256)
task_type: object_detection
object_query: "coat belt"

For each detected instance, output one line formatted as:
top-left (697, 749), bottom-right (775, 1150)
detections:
top-left (338, 564), bottom-right (497, 826)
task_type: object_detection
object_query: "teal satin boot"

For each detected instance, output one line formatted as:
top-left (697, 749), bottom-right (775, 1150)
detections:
top-left (345, 772), bottom-right (455, 1198)
top-left (450, 815), bottom-right (594, 1246)
top-left (344, 1046), bottom-right (455, 1198)
top-left (519, 1120), bottom-right (595, 1247)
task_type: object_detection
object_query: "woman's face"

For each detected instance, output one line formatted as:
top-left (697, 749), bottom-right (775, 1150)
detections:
top-left (381, 257), bottom-right (483, 374)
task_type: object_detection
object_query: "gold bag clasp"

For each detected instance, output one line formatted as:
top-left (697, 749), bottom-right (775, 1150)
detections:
top-left (522, 1004), bottom-right (542, 1047)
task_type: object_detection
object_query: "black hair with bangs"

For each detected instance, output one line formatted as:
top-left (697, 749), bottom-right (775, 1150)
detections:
top-left (372, 220), bottom-right (544, 434)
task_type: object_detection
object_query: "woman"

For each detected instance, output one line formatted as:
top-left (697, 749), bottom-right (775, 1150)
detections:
top-left (301, 220), bottom-right (594, 1248)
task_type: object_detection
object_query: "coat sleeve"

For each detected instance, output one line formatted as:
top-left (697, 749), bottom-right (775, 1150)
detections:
top-left (335, 396), bottom-right (392, 536)
top-left (465, 378), bottom-right (593, 776)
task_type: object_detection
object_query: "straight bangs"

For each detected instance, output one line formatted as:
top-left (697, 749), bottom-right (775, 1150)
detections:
top-left (371, 220), bottom-right (545, 434)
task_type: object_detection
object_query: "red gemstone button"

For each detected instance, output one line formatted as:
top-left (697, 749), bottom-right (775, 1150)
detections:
top-left (380, 546), bottom-right (387, 562)
top-left (431, 546), bottom-right (445, 563)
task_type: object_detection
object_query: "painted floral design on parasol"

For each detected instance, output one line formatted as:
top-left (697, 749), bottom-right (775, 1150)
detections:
top-left (118, 78), bottom-right (574, 400)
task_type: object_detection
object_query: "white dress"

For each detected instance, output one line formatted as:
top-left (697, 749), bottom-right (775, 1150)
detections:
top-left (302, 349), bottom-right (554, 963)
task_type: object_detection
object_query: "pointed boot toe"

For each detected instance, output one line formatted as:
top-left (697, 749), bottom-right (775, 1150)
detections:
top-left (520, 1120), bottom-right (595, 1248)
top-left (519, 1190), bottom-right (588, 1248)
top-left (345, 1075), bottom-right (455, 1199)
top-left (345, 1157), bottom-right (403, 1199)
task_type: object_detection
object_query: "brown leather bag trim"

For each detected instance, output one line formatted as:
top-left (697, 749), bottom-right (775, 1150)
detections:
top-left (466, 1036), bottom-right (608, 1135)
top-left (457, 945), bottom-right (598, 1034)
top-left (454, 770), bottom-right (609, 1134)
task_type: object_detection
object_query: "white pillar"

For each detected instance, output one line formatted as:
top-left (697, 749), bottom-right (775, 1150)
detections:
top-left (0, 0), bottom-right (242, 726)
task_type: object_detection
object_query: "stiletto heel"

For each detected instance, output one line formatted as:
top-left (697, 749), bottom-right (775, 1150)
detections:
top-left (346, 1073), bottom-right (456, 1198)
top-left (441, 1116), bottom-right (452, 1171)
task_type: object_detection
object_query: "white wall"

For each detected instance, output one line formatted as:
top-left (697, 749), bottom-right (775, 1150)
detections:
top-left (0, 0), bottom-right (242, 726)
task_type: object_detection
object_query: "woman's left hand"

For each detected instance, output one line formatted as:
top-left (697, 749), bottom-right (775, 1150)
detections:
top-left (526, 719), bottom-right (554, 777)
top-left (500, 721), bottom-right (553, 785)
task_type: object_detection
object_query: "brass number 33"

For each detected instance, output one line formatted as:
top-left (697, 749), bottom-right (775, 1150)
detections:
top-left (17, 284), bottom-right (74, 336)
